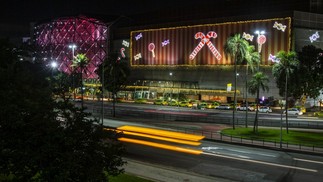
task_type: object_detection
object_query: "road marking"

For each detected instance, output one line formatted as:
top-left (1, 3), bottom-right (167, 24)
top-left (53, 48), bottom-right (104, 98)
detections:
top-left (294, 158), bottom-right (323, 165)
top-left (202, 147), bottom-right (277, 158)
top-left (203, 152), bottom-right (318, 172)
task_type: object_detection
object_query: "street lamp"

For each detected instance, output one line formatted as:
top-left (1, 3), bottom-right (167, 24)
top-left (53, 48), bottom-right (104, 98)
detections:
top-left (68, 44), bottom-right (77, 100)
top-left (279, 99), bottom-right (286, 149)
top-left (50, 61), bottom-right (57, 77)
top-left (170, 72), bottom-right (173, 98)
top-left (68, 44), bottom-right (77, 58)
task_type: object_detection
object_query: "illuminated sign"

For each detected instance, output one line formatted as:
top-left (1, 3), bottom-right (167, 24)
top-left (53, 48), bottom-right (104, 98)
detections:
top-left (131, 17), bottom-right (291, 66)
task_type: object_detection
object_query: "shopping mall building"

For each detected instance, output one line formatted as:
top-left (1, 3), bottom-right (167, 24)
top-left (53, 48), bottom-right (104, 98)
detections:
top-left (33, 8), bottom-right (323, 104)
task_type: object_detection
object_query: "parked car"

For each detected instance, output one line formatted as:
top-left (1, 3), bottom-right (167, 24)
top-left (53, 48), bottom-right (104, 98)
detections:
top-left (258, 106), bottom-right (272, 113)
top-left (154, 99), bottom-right (167, 105)
top-left (216, 104), bottom-right (231, 110)
top-left (237, 104), bottom-right (255, 111)
top-left (198, 103), bottom-right (208, 110)
top-left (168, 100), bottom-right (179, 106)
top-left (206, 101), bottom-right (220, 109)
top-left (179, 101), bottom-right (190, 107)
top-left (283, 108), bottom-right (303, 115)
top-left (189, 100), bottom-right (198, 109)
top-left (134, 98), bottom-right (147, 104)
top-left (229, 103), bottom-right (241, 110)
top-left (314, 111), bottom-right (323, 117)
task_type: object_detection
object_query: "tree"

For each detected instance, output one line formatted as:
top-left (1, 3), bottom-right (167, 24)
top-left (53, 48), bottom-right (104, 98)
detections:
top-left (272, 51), bottom-right (299, 133)
top-left (97, 52), bottom-right (131, 117)
top-left (71, 53), bottom-right (89, 109)
top-left (243, 45), bottom-right (260, 127)
top-left (224, 34), bottom-right (250, 129)
top-left (294, 45), bottom-right (323, 99)
top-left (248, 72), bottom-right (269, 132)
top-left (0, 40), bottom-right (125, 181)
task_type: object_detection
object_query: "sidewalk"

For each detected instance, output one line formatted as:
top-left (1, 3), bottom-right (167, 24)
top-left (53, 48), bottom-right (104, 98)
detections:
top-left (124, 159), bottom-right (235, 182)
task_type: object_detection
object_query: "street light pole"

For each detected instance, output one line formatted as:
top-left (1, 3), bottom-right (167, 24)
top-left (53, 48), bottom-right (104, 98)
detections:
top-left (279, 100), bottom-right (283, 149)
top-left (68, 44), bottom-right (77, 100)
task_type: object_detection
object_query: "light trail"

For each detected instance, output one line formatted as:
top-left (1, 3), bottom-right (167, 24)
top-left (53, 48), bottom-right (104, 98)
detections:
top-left (121, 130), bottom-right (201, 146)
top-left (117, 125), bottom-right (205, 141)
top-left (119, 137), bottom-right (203, 155)
top-left (203, 152), bottom-right (318, 172)
top-left (144, 109), bottom-right (208, 116)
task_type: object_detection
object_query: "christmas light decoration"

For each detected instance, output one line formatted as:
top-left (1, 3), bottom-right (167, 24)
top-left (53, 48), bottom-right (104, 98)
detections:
top-left (120, 48), bottom-right (126, 58)
top-left (242, 32), bottom-right (254, 41)
top-left (148, 43), bottom-right (156, 57)
top-left (189, 31), bottom-right (221, 61)
top-left (135, 33), bottom-right (143, 40)
top-left (134, 53), bottom-right (142, 60)
top-left (273, 21), bottom-right (286, 32)
top-left (257, 34), bottom-right (266, 53)
top-left (122, 40), bottom-right (130, 47)
top-left (268, 54), bottom-right (280, 63)
top-left (309, 31), bottom-right (320, 43)
top-left (130, 17), bottom-right (291, 66)
top-left (161, 39), bottom-right (170, 46)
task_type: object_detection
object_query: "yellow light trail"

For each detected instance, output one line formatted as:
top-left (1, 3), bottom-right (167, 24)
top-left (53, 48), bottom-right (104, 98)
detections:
top-left (119, 137), bottom-right (203, 155)
top-left (117, 125), bottom-right (205, 141)
top-left (121, 130), bottom-right (201, 146)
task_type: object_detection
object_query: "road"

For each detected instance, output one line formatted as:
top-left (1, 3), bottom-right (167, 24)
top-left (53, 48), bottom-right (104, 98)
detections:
top-left (83, 101), bottom-right (323, 129)
top-left (100, 117), bottom-right (323, 182)
top-left (79, 101), bottom-right (323, 181)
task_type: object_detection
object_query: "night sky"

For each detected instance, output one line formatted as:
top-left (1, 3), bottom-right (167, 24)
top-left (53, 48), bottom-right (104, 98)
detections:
top-left (0, 0), bottom-right (321, 41)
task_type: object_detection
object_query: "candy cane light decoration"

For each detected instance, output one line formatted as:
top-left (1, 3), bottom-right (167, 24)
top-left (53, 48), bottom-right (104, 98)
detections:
top-left (189, 31), bottom-right (222, 61)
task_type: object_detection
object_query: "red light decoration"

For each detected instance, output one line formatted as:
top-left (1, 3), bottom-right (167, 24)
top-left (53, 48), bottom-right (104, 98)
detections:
top-left (34, 16), bottom-right (107, 78)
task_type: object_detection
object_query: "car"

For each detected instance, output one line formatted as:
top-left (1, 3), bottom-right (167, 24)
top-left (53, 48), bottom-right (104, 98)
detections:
top-left (216, 104), bottom-right (231, 110)
top-left (237, 104), bottom-right (255, 111)
top-left (134, 98), bottom-right (147, 104)
top-left (229, 103), bottom-right (241, 110)
top-left (179, 101), bottom-right (190, 107)
top-left (189, 100), bottom-right (198, 109)
top-left (206, 101), bottom-right (220, 109)
top-left (258, 106), bottom-right (272, 113)
top-left (154, 99), bottom-right (167, 105)
top-left (198, 103), bottom-right (208, 110)
top-left (283, 108), bottom-right (303, 115)
top-left (314, 111), bottom-right (323, 117)
top-left (168, 100), bottom-right (179, 106)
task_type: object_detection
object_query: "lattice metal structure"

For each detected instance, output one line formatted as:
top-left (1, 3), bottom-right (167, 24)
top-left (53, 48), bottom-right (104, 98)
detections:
top-left (34, 16), bottom-right (108, 78)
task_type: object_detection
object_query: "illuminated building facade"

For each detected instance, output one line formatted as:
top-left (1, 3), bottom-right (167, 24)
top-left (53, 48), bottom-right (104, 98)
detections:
top-left (33, 11), bottom-right (323, 103)
top-left (34, 16), bottom-right (107, 79)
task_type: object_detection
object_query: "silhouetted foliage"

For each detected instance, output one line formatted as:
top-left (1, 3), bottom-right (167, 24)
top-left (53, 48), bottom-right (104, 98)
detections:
top-left (0, 39), bottom-right (125, 181)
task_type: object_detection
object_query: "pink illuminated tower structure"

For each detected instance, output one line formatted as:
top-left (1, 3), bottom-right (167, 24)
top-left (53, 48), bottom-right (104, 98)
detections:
top-left (34, 15), bottom-right (108, 79)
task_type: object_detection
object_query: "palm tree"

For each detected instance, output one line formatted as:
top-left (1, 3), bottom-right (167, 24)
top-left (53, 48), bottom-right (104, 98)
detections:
top-left (224, 34), bottom-right (249, 129)
top-left (243, 45), bottom-right (260, 128)
top-left (248, 71), bottom-right (269, 133)
top-left (71, 53), bottom-right (89, 109)
top-left (272, 51), bottom-right (299, 133)
top-left (97, 52), bottom-right (130, 117)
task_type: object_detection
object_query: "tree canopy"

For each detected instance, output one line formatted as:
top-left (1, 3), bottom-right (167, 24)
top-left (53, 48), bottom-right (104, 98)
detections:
top-left (294, 45), bottom-right (323, 99)
top-left (0, 39), bottom-right (125, 181)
